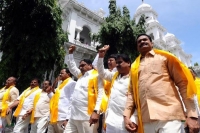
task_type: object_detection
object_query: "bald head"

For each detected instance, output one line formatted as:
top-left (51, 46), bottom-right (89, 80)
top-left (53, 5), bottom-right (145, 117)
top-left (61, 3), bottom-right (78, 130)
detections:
top-left (5, 76), bottom-right (17, 88)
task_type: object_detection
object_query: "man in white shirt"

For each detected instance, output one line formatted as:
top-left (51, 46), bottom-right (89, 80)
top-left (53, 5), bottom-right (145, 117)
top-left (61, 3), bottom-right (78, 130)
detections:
top-left (92, 53), bottom-right (117, 133)
top-left (97, 45), bottom-right (138, 133)
top-left (8, 78), bottom-right (40, 133)
top-left (47, 68), bottom-right (76, 133)
top-left (64, 45), bottom-right (104, 133)
top-left (22, 80), bottom-right (51, 133)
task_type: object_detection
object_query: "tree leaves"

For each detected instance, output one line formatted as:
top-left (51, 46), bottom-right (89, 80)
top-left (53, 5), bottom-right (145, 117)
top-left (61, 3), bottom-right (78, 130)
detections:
top-left (0, 0), bottom-right (67, 91)
top-left (92, 0), bottom-right (146, 66)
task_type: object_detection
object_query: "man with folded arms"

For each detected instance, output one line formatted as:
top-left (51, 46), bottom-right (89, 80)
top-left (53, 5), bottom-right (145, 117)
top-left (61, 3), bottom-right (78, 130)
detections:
top-left (22, 80), bottom-right (52, 133)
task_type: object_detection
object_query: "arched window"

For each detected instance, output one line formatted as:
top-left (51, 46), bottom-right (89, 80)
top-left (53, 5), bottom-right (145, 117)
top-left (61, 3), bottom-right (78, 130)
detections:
top-left (80, 26), bottom-right (91, 45)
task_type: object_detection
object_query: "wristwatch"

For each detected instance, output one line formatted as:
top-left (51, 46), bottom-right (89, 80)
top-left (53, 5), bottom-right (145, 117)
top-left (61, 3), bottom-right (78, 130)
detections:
top-left (93, 110), bottom-right (100, 115)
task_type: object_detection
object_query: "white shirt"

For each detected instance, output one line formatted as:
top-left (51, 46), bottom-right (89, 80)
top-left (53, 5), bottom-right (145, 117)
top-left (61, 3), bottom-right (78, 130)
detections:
top-left (66, 54), bottom-right (104, 120)
top-left (33, 90), bottom-right (50, 117)
top-left (48, 78), bottom-right (76, 121)
top-left (97, 58), bottom-right (138, 129)
top-left (17, 88), bottom-right (41, 116)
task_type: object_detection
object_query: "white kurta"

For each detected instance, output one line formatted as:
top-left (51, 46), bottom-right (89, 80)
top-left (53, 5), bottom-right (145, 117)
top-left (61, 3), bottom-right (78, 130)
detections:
top-left (66, 54), bottom-right (104, 120)
top-left (97, 58), bottom-right (138, 132)
top-left (48, 78), bottom-right (76, 121)
top-left (16, 88), bottom-right (41, 116)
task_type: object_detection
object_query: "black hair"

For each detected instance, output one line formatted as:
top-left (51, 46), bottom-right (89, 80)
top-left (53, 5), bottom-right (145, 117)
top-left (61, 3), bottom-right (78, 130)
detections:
top-left (31, 78), bottom-right (41, 84)
top-left (45, 80), bottom-right (52, 86)
top-left (108, 54), bottom-right (117, 60)
top-left (116, 54), bottom-right (131, 66)
top-left (80, 59), bottom-right (92, 65)
top-left (62, 68), bottom-right (72, 77)
top-left (136, 33), bottom-right (152, 43)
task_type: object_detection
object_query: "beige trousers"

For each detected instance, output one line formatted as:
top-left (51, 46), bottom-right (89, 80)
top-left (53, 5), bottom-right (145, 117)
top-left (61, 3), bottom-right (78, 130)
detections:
top-left (143, 120), bottom-right (182, 133)
top-left (47, 120), bottom-right (65, 133)
top-left (30, 116), bottom-right (49, 133)
top-left (64, 119), bottom-right (98, 133)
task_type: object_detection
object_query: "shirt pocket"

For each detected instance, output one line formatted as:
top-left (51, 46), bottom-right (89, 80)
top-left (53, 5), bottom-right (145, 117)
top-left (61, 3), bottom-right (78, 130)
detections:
top-left (149, 60), bottom-right (163, 75)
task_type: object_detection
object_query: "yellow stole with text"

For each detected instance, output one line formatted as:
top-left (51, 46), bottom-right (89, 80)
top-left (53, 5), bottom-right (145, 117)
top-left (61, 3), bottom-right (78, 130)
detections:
top-left (30, 89), bottom-right (42, 123)
top-left (50, 78), bottom-right (71, 123)
top-left (13, 86), bottom-right (39, 117)
top-left (1, 86), bottom-right (14, 117)
top-left (131, 49), bottom-right (197, 133)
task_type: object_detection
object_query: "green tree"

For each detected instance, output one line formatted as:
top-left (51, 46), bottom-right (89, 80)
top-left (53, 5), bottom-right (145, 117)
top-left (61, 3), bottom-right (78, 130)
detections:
top-left (92, 0), bottom-right (146, 66)
top-left (0, 0), bottom-right (67, 92)
top-left (194, 62), bottom-right (199, 66)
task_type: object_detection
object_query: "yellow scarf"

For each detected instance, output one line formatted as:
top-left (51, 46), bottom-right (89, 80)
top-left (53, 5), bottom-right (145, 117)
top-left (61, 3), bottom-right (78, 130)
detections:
top-left (50, 78), bottom-right (71, 123)
top-left (13, 86), bottom-right (39, 117)
top-left (130, 49), bottom-right (197, 133)
top-left (30, 89), bottom-right (42, 123)
top-left (195, 77), bottom-right (200, 105)
top-left (87, 70), bottom-right (99, 115)
top-left (100, 72), bottom-right (119, 112)
top-left (1, 86), bottom-right (14, 117)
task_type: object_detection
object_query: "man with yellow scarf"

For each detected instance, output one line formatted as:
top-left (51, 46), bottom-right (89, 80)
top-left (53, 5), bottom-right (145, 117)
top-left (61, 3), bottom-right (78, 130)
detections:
top-left (64, 45), bottom-right (104, 133)
top-left (97, 46), bottom-right (138, 133)
top-left (47, 68), bottom-right (76, 133)
top-left (0, 76), bottom-right (19, 133)
top-left (8, 78), bottom-right (40, 133)
top-left (21, 80), bottom-right (51, 133)
top-left (123, 34), bottom-right (199, 133)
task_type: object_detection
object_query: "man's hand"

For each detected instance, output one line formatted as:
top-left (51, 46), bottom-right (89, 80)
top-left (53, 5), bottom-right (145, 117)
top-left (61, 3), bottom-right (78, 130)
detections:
top-left (124, 116), bottom-right (138, 133)
top-left (46, 86), bottom-right (53, 94)
top-left (98, 45), bottom-right (110, 58)
top-left (186, 117), bottom-right (199, 133)
top-left (6, 107), bottom-right (11, 115)
top-left (89, 111), bottom-right (100, 126)
top-left (69, 45), bottom-right (76, 54)
top-left (61, 120), bottom-right (68, 129)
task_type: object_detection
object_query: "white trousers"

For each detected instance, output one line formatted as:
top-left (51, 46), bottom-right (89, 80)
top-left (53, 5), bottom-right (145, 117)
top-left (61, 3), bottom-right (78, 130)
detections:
top-left (47, 120), bottom-right (65, 133)
top-left (13, 115), bottom-right (31, 133)
top-left (30, 116), bottom-right (49, 133)
top-left (143, 120), bottom-right (182, 133)
top-left (106, 123), bottom-right (129, 133)
top-left (0, 117), bottom-right (7, 133)
top-left (64, 119), bottom-right (98, 133)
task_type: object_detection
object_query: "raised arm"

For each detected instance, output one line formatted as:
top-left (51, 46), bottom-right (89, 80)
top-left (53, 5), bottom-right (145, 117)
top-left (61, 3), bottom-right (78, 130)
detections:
top-left (66, 45), bottom-right (81, 78)
top-left (97, 45), bottom-right (114, 81)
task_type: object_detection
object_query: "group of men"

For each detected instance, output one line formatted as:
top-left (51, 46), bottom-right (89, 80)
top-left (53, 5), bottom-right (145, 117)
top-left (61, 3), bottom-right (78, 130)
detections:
top-left (0, 33), bottom-right (199, 133)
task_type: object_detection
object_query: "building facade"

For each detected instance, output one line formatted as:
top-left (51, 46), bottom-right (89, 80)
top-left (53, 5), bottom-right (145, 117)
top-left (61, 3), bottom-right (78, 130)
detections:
top-left (134, 3), bottom-right (192, 67)
top-left (59, 1), bottom-right (200, 76)
top-left (60, 0), bottom-right (104, 65)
